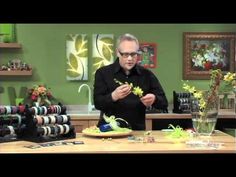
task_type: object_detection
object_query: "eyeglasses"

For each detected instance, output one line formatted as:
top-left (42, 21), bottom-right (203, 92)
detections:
top-left (118, 50), bottom-right (138, 58)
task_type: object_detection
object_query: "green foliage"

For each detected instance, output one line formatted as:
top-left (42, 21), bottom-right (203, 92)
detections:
top-left (75, 35), bottom-right (83, 52)
top-left (66, 53), bottom-right (81, 78)
top-left (102, 45), bottom-right (112, 61)
top-left (75, 35), bottom-right (88, 57)
top-left (167, 124), bottom-right (189, 139)
top-left (69, 53), bottom-right (78, 69)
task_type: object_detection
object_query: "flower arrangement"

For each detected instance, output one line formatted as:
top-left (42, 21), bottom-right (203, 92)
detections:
top-left (220, 72), bottom-right (236, 93)
top-left (191, 42), bottom-right (227, 70)
top-left (182, 69), bottom-right (222, 119)
top-left (182, 69), bottom-right (223, 135)
top-left (28, 84), bottom-right (52, 106)
top-left (114, 78), bottom-right (143, 97)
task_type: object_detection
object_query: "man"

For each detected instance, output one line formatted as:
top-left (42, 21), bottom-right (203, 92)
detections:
top-left (93, 33), bottom-right (168, 130)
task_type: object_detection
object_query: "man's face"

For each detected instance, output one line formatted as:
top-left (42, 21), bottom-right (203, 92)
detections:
top-left (117, 40), bottom-right (139, 73)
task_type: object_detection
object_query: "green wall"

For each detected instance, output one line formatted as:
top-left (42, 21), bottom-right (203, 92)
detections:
top-left (1, 24), bottom-right (236, 106)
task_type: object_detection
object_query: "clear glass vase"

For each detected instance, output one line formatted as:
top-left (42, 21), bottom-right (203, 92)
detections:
top-left (190, 91), bottom-right (218, 136)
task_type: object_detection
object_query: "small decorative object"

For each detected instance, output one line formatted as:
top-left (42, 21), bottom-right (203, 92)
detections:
top-left (3, 34), bottom-right (10, 43)
top-left (0, 24), bottom-right (16, 42)
top-left (0, 33), bottom-right (10, 43)
top-left (28, 85), bottom-right (52, 106)
top-left (183, 69), bottom-right (223, 136)
top-left (143, 131), bottom-right (155, 143)
top-left (165, 124), bottom-right (189, 143)
top-left (0, 59), bottom-right (32, 71)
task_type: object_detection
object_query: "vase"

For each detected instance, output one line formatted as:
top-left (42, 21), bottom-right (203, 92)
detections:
top-left (190, 91), bottom-right (218, 136)
top-left (192, 114), bottom-right (217, 136)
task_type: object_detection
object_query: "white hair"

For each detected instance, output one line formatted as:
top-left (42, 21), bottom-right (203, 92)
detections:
top-left (116, 33), bottom-right (139, 50)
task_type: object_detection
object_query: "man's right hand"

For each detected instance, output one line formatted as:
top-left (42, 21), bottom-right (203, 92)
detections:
top-left (111, 84), bottom-right (131, 101)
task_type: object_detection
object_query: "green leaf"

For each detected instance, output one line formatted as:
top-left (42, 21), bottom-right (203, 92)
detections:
top-left (84, 35), bottom-right (88, 45)
top-left (93, 57), bottom-right (104, 63)
top-left (75, 35), bottom-right (83, 52)
top-left (69, 53), bottom-right (78, 69)
top-left (66, 63), bottom-right (73, 69)
top-left (77, 50), bottom-right (88, 58)
top-left (67, 70), bottom-right (80, 78)
top-left (102, 45), bottom-right (111, 61)
top-left (100, 37), bottom-right (113, 45)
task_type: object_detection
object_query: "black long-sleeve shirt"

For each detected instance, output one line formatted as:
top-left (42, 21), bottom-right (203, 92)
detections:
top-left (93, 58), bottom-right (168, 130)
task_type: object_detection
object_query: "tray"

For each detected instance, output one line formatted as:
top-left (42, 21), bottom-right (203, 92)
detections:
top-left (82, 128), bottom-right (132, 137)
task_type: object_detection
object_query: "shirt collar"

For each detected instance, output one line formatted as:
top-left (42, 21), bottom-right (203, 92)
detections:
top-left (113, 58), bottom-right (142, 75)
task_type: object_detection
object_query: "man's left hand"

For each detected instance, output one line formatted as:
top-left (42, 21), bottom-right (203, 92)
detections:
top-left (140, 93), bottom-right (156, 107)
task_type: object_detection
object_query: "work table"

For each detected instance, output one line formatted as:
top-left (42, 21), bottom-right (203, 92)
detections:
top-left (0, 131), bottom-right (235, 153)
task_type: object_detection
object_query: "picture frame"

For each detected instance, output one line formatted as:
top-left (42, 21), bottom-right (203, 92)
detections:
top-left (137, 43), bottom-right (157, 68)
top-left (183, 32), bottom-right (236, 80)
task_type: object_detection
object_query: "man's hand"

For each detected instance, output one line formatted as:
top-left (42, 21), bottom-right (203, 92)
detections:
top-left (140, 93), bottom-right (156, 107)
top-left (112, 84), bottom-right (131, 101)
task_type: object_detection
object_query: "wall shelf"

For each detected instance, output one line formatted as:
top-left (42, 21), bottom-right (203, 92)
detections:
top-left (0, 43), bottom-right (22, 48)
top-left (0, 70), bottom-right (32, 76)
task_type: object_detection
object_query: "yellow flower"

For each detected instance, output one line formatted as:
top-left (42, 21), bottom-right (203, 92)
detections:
top-left (221, 71), bottom-right (236, 93)
top-left (224, 72), bottom-right (235, 82)
top-left (133, 86), bottom-right (143, 97)
top-left (182, 69), bottom-right (222, 120)
top-left (193, 91), bottom-right (202, 99)
top-left (114, 79), bottom-right (144, 98)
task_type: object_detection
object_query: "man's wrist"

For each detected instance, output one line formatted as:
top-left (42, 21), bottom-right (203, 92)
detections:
top-left (111, 92), bottom-right (118, 102)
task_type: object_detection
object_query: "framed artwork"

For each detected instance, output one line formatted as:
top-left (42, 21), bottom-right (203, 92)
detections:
top-left (92, 34), bottom-right (114, 75)
top-left (137, 43), bottom-right (157, 68)
top-left (183, 32), bottom-right (236, 80)
top-left (66, 34), bottom-right (88, 81)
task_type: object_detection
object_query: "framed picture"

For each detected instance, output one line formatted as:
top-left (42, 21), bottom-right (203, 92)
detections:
top-left (183, 32), bottom-right (236, 80)
top-left (66, 34), bottom-right (88, 81)
top-left (137, 43), bottom-right (157, 68)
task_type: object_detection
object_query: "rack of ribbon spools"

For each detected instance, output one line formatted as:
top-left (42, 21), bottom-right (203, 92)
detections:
top-left (0, 105), bottom-right (27, 142)
top-left (21, 103), bottom-right (76, 142)
top-left (23, 103), bottom-right (76, 142)
top-left (172, 91), bottom-right (193, 113)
